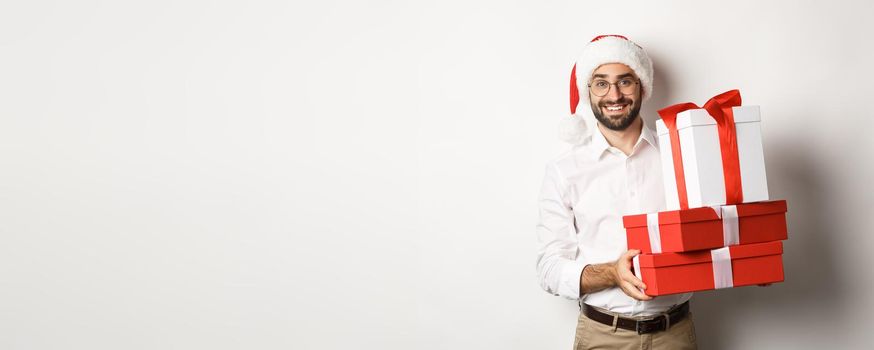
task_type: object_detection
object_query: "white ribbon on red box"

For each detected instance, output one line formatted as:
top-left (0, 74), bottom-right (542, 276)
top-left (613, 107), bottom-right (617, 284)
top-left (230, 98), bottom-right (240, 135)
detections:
top-left (646, 213), bottom-right (662, 254)
top-left (710, 247), bottom-right (734, 289)
top-left (709, 205), bottom-right (740, 246)
top-left (632, 255), bottom-right (644, 294)
top-left (720, 205), bottom-right (739, 246)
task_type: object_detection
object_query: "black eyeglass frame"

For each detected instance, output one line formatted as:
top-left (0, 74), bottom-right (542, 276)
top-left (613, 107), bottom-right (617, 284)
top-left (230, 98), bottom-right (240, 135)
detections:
top-left (587, 79), bottom-right (641, 97)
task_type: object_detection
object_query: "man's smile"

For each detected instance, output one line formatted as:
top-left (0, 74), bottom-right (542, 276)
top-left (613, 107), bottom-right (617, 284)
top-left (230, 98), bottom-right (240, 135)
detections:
top-left (602, 102), bottom-right (630, 115)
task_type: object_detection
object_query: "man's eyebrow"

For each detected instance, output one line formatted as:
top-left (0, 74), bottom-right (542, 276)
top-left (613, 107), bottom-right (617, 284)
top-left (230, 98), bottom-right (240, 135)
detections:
top-left (591, 73), bottom-right (635, 79)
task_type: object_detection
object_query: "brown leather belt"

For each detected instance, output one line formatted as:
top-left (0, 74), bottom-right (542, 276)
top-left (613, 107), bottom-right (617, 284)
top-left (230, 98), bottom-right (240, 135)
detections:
top-left (582, 301), bottom-right (689, 334)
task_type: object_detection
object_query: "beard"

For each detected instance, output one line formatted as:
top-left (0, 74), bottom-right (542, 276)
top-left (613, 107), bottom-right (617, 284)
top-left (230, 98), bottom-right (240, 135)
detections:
top-left (590, 96), bottom-right (641, 131)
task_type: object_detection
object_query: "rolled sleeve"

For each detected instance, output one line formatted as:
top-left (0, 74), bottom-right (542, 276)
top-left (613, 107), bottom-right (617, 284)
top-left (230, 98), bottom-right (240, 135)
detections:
top-left (535, 162), bottom-right (588, 300)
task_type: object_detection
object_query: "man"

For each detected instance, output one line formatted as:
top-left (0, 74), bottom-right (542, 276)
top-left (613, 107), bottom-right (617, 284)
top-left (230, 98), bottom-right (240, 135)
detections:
top-left (536, 35), bottom-right (697, 349)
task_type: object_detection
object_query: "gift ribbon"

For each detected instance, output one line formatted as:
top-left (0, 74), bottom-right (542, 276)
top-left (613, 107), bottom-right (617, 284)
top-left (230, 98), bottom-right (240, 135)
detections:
top-left (702, 90), bottom-right (744, 204)
top-left (710, 247), bottom-right (734, 289)
top-left (710, 205), bottom-right (740, 246)
top-left (657, 102), bottom-right (698, 209)
top-left (631, 255), bottom-right (645, 294)
top-left (721, 205), bottom-right (740, 246)
top-left (657, 90), bottom-right (746, 208)
top-left (646, 213), bottom-right (662, 253)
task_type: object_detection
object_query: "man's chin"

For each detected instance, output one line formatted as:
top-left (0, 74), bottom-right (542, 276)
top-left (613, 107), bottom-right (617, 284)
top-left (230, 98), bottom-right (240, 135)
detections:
top-left (596, 114), bottom-right (636, 131)
top-left (606, 114), bottom-right (627, 124)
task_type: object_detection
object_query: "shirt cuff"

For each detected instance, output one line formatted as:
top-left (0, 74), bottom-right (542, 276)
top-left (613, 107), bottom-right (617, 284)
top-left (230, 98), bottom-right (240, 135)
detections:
top-left (560, 260), bottom-right (588, 300)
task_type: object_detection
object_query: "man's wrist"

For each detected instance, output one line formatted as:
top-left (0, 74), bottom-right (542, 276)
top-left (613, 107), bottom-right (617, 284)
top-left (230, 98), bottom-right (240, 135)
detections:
top-left (607, 261), bottom-right (619, 287)
top-left (579, 262), bottom-right (620, 295)
top-left (579, 264), bottom-right (589, 298)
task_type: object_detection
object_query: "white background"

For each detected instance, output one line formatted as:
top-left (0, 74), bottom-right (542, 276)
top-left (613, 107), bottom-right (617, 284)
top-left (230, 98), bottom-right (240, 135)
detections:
top-left (2, 0), bottom-right (873, 349)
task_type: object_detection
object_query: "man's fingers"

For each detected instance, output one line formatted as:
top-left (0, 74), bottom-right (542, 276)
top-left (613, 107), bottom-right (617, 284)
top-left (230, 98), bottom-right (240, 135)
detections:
top-left (614, 249), bottom-right (651, 300)
top-left (617, 268), bottom-right (647, 290)
top-left (626, 274), bottom-right (647, 290)
top-left (620, 281), bottom-right (653, 301)
top-left (620, 249), bottom-right (641, 262)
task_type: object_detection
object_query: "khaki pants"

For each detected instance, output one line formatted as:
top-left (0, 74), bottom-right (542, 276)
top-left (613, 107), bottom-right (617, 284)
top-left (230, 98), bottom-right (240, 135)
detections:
top-left (573, 311), bottom-right (698, 350)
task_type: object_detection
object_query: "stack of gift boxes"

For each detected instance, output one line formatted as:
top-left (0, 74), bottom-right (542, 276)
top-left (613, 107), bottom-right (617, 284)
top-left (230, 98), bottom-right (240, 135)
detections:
top-left (623, 90), bottom-right (788, 296)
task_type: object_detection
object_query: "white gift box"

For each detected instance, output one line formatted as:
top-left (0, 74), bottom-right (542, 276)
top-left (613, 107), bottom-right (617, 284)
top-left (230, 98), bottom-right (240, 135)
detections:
top-left (656, 105), bottom-right (769, 210)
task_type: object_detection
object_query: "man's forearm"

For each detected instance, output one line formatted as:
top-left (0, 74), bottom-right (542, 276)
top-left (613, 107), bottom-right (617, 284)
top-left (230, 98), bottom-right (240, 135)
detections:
top-left (579, 263), bottom-right (618, 295)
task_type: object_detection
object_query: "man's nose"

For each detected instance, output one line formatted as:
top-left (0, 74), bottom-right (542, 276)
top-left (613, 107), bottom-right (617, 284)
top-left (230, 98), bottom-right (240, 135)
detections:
top-left (605, 83), bottom-right (623, 100)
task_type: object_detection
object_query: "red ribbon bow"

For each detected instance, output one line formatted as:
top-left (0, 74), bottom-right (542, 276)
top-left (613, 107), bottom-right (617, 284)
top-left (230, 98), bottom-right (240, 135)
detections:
top-left (657, 90), bottom-right (745, 209)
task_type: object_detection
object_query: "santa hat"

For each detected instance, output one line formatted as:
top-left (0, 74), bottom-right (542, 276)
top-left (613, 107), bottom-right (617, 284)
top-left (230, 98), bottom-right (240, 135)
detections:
top-left (560, 35), bottom-right (654, 144)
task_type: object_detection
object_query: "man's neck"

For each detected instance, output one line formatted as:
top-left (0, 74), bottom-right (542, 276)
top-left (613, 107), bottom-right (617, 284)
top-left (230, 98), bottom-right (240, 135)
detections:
top-left (598, 118), bottom-right (642, 156)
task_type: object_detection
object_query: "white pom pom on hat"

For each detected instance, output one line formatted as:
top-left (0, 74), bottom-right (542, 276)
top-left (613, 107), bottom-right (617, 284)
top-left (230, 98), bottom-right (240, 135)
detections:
top-left (561, 35), bottom-right (654, 144)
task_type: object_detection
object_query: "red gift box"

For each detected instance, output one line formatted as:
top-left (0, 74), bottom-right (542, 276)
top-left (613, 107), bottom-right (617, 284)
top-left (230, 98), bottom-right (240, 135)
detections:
top-left (632, 241), bottom-right (785, 296)
top-left (623, 200), bottom-right (788, 254)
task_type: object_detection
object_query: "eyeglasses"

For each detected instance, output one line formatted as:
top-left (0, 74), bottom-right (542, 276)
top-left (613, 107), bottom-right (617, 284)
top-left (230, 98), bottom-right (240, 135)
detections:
top-left (587, 78), bottom-right (640, 97)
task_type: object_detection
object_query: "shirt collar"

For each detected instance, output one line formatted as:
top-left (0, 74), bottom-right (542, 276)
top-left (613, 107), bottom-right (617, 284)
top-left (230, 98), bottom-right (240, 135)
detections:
top-left (639, 123), bottom-right (658, 149)
top-left (588, 124), bottom-right (612, 160)
top-left (587, 121), bottom-right (659, 160)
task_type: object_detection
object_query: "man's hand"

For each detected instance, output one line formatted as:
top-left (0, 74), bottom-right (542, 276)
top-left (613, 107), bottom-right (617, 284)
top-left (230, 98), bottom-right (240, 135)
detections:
top-left (579, 250), bottom-right (653, 300)
top-left (613, 250), bottom-right (652, 301)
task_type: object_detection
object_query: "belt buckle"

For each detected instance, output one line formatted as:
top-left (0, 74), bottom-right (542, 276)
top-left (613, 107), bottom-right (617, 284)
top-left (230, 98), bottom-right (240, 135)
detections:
top-left (635, 317), bottom-right (663, 335)
top-left (635, 320), bottom-right (648, 334)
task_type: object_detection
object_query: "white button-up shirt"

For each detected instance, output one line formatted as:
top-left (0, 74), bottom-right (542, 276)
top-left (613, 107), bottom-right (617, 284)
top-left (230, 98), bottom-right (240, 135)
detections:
top-left (536, 122), bottom-right (692, 316)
